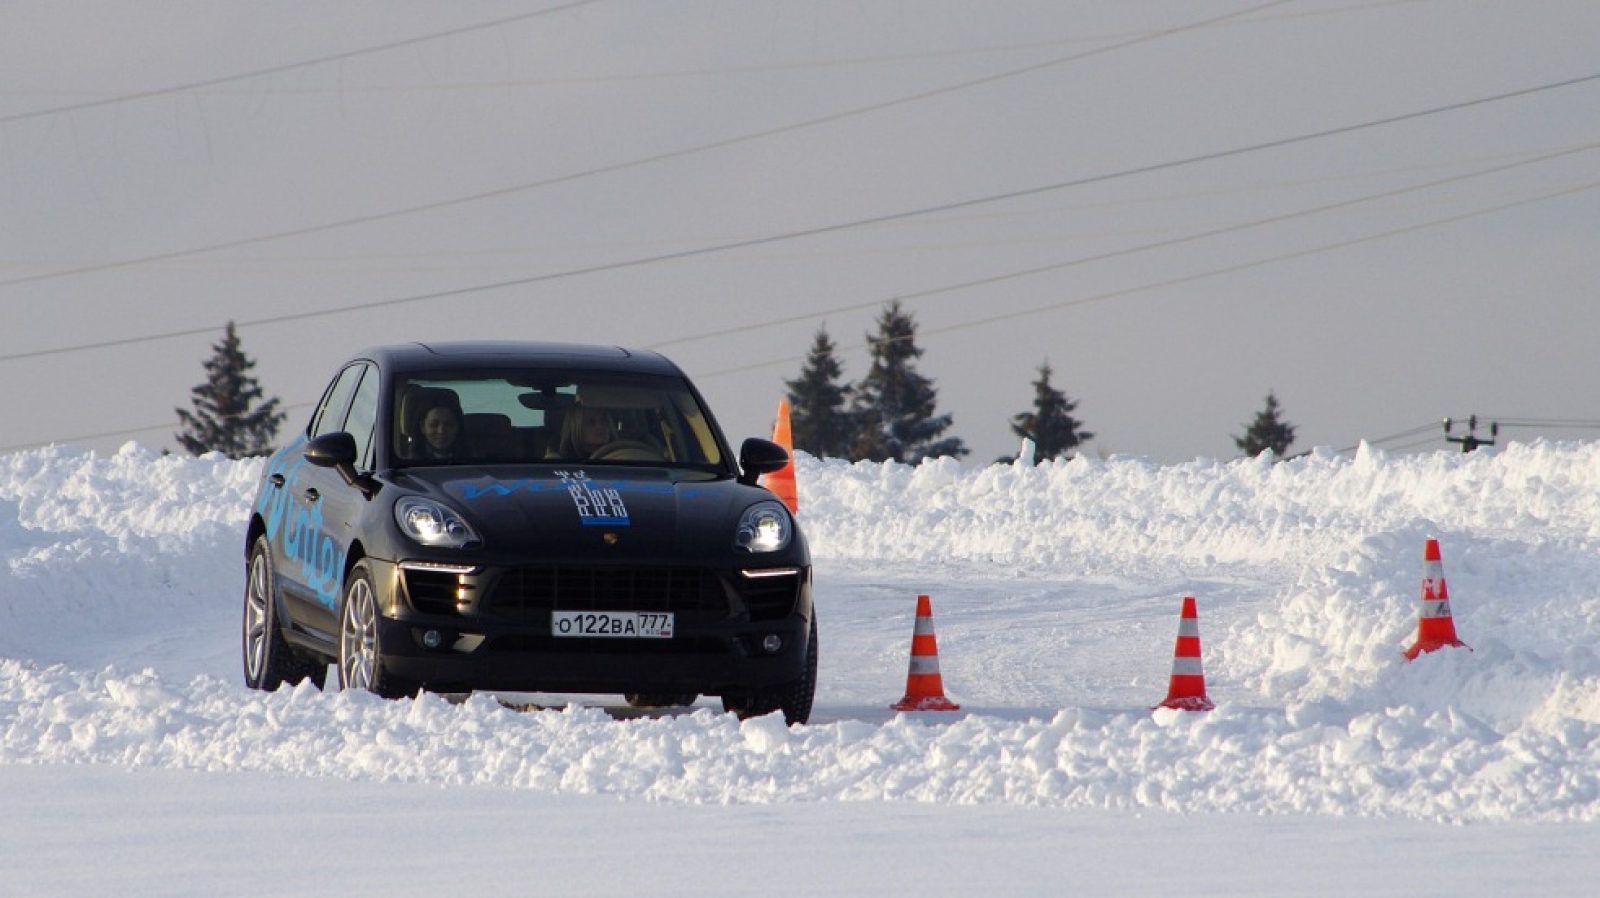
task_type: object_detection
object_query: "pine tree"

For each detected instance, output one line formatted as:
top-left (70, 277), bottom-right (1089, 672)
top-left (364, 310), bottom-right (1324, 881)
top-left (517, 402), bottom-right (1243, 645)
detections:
top-left (175, 322), bottom-right (285, 459)
top-left (784, 327), bottom-right (856, 459)
top-left (1234, 391), bottom-right (1296, 459)
top-left (848, 300), bottom-right (968, 464)
top-left (1007, 361), bottom-right (1091, 463)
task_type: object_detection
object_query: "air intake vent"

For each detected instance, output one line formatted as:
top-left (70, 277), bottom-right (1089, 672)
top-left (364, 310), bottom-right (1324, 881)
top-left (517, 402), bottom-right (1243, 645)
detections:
top-left (486, 565), bottom-right (729, 621)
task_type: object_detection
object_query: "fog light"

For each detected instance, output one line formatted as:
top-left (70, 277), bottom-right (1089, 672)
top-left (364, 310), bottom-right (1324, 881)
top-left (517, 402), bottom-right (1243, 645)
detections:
top-left (422, 629), bottom-right (444, 649)
top-left (762, 634), bottom-right (783, 654)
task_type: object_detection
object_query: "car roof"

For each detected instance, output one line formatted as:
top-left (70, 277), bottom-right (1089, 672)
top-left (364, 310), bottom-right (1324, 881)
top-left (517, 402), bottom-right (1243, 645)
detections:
top-left (351, 341), bottom-right (687, 377)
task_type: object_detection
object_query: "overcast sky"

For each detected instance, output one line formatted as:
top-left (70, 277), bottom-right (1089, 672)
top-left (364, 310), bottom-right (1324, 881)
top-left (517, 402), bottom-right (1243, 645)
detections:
top-left (4, 1), bottom-right (1599, 464)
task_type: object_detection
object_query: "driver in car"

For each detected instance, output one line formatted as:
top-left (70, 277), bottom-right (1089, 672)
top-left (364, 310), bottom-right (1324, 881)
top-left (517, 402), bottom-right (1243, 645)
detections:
top-left (574, 407), bottom-right (616, 456)
top-left (548, 406), bottom-right (619, 459)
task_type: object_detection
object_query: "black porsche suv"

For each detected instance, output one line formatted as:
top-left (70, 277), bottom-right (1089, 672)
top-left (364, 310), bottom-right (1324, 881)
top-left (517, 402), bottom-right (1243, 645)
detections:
top-left (242, 341), bottom-right (815, 724)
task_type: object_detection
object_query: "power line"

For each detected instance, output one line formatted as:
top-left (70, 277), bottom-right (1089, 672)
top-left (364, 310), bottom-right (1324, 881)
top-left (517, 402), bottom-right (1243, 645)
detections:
top-left (0, 402), bottom-right (319, 455)
top-left (1331, 423), bottom-right (1441, 454)
top-left (686, 177), bottom-right (1600, 381)
top-left (5, 145), bottom-right (1596, 453)
top-left (650, 141), bottom-right (1600, 350)
top-left (1488, 418), bottom-right (1600, 429)
top-left (0, 2), bottom-right (605, 127)
top-left (55, 1), bottom-right (1423, 100)
top-left (5, 72), bottom-right (1598, 367)
top-left (1381, 434), bottom-right (1449, 454)
top-left (4, 422), bottom-right (176, 454)
top-left (0, 1), bottom-right (1288, 294)
top-left (1330, 417), bottom-right (1600, 456)
top-left (17, 169), bottom-right (1599, 456)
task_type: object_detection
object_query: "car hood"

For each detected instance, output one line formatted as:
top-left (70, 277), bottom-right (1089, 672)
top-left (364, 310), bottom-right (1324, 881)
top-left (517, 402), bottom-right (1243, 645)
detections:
top-left (392, 465), bottom-right (761, 558)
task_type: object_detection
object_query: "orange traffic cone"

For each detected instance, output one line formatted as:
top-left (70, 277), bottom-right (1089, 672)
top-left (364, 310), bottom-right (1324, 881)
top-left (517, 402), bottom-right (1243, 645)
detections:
top-left (1155, 596), bottom-right (1214, 712)
top-left (1404, 538), bottom-right (1470, 660)
top-left (761, 398), bottom-right (799, 515)
top-left (892, 594), bottom-right (960, 712)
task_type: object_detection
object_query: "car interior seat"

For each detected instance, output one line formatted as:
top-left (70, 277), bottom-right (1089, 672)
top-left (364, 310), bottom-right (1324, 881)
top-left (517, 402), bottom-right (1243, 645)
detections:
top-left (462, 412), bottom-right (515, 460)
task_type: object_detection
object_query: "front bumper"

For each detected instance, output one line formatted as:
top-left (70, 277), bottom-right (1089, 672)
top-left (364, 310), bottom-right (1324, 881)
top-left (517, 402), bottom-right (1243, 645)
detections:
top-left (368, 557), bottom-right (813, 695)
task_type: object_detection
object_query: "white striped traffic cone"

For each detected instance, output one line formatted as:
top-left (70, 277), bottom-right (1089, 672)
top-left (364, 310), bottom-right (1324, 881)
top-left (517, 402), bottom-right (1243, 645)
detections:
top-left (1404, 538), bottom-right (1470, 660)
top-left (892, 594), bottom-right (960, 712)
top-left (1155, 595), bottom-right (1214, 712)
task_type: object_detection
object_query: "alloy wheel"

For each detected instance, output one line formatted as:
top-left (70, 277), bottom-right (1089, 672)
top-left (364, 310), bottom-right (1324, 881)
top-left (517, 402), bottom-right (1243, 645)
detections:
top-left (340, 577), bottom-right (379, 691)
top-left (243, 549), bottom-right (271, 685)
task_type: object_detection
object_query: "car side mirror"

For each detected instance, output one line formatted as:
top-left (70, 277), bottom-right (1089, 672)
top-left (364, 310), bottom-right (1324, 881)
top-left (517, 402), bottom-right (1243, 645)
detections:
top-left (738, 437), bottom-right (789, 486)
top-left (305, 431), bottom-right (357, 468)
top-left (305, 431), bottom-right (378, 498)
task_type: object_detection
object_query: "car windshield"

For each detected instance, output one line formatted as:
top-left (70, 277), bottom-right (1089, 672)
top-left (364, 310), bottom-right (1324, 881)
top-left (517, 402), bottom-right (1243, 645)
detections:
top-left (392, 370), bottom-right (725, 469)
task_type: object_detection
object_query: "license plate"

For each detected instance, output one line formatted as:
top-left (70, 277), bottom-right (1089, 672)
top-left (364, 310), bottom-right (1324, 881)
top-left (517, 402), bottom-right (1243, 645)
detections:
top-left (552, 611), bottom-right (674, 639)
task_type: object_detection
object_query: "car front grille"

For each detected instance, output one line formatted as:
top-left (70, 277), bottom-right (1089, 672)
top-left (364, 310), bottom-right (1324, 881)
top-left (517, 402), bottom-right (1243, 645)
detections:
top-left (484, 565), bottom-right (731, 621)
top-left (405, 564), bottom-right (804, 624)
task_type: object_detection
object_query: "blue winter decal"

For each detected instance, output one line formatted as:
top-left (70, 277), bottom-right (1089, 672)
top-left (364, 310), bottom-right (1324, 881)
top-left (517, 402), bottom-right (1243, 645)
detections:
top-left (255, 440), bottom-right (343, 610)
top-left (556, 470), bottom-right (630, 527)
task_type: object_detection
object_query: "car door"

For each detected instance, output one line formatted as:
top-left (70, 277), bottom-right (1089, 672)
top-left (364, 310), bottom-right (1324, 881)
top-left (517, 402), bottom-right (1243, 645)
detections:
top-left (277, 362), bottom-right (375, 635)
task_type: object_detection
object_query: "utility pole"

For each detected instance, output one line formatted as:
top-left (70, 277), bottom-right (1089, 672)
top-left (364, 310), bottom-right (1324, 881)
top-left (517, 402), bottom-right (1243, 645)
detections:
top-left (1443, 415), bottom-right (1497, 453)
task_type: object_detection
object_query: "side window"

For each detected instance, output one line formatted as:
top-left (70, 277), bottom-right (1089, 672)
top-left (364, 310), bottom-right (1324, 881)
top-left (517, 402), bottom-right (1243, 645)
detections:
top-left (344, 366), bottom-right (380, 469)
top-left (309, 364), bottom-right (365, 439)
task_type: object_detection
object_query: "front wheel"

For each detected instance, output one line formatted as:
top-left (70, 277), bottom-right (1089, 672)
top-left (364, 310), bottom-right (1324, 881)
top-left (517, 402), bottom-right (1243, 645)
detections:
top-left (722, 617), bottom-right (817, 726)
top-left (242, 537), bottom-right (325, 691)
top-left (338, 562), bottom-right (416, 699)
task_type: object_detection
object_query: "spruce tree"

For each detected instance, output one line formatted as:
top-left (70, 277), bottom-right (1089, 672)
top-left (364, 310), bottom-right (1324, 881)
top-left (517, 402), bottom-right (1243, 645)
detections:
top-left (1007, 361), bottom-right (1091, 463)
top-left (1234, 391), bottom-right (1296, 459)
top-left (175, 322), bottom-right (285, 459)
top-left (784, 327), bottom-right (856, 458)
top-left (848, 300), bottom-right (968, 464)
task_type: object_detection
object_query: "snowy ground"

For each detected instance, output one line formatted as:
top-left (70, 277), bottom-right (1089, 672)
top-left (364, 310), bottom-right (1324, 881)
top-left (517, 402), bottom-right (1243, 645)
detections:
top-left (2, 441), bottom-right (1598, 895)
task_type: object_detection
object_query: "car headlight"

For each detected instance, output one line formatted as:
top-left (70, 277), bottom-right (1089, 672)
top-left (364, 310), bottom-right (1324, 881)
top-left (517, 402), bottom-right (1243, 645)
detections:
top-left (734, 501), bottom-right (791, 553)
top-left (395, 497), bottom-right (480, 549)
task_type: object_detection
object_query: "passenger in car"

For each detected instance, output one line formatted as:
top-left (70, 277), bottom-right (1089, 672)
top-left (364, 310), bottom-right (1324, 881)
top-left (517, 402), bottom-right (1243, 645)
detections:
top-left (419, 402), bottom-right (461, 459)
top-left (398, 385), bottom-right (464, 461)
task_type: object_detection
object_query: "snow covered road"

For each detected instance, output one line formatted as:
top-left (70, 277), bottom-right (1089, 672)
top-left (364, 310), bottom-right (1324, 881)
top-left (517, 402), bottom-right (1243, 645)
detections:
top-left (2, 443), bottom-right (1598, 893)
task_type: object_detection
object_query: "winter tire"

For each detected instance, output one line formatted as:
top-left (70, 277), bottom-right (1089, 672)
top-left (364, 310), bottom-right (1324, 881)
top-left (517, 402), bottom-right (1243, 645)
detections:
top-left (338, 562), bottom-right (416, 699)
top-left (242, 536), bottom-right (325, 691)
top-left (722, 616), bottom-right (817, 726)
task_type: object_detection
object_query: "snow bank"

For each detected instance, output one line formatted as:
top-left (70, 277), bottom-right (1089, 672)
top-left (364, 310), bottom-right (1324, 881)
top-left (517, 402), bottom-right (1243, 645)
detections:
top-left (803, 441), bottom-right (1600, 574)
top-left (2, 441), bottom-right (1599, 822)
top-left (2, 664), bottom-right (1595, 821)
